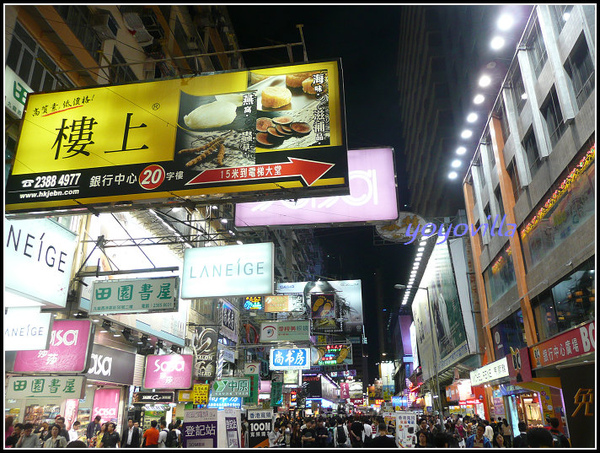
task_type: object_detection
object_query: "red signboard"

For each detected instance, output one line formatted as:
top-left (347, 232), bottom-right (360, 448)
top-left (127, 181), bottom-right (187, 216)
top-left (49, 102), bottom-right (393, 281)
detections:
top-left (529, 321), bottom-right (595, 369)
top-left (505, 346), bottom-right (532, 383)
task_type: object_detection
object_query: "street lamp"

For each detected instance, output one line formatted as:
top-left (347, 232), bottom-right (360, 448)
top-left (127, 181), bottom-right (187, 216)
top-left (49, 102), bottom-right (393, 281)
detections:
top-left (394, 284), bottom-right (444, 421)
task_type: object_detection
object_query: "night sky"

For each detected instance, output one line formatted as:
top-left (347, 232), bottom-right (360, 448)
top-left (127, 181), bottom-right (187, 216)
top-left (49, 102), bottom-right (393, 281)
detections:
top-left (227, 6), bottom-right (426, 381)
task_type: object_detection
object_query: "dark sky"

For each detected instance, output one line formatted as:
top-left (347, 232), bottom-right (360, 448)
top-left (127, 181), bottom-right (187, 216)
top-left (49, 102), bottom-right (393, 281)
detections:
top-left (227, 6), bottom-right (417, 381)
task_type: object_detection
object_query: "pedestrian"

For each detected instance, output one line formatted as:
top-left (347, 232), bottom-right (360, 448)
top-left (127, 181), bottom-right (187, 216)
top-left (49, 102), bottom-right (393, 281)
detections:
top-left (121, 418), bottom-right (142, 448)
top-left (173, 420), bottom-right (183, 448)
top-left (415, 431), bottom-right (430, 448)
top-left (512, 421), bottom-right (528, 448)
top-left (43, 424), bottom-right (68, 448)
top-left (15, 423), bottom-right (40, 449)
top-left (549, 417), bottom-right (570, 448)
top-left (493, 432), bottom-right (507, 448)
top-left (6, 423), bottom-right (23, 448)
top-left (465, 424), bottom-right (492, 448)
top-left (527, 427), bottom-right (554, 448)
top-left (5, 416), bottom-right (15, 443)
top-left (100, 422), bottom-right (120, 448)
top-left (142, 420), bottom-right (159, 448)
top-left (34, 421), bottom-right (49, 446)
top-left (53, 417), bottom-right (70, 442)
top-left (95, 423), bottom-right (107, 448)
top-left (482, 420), bottom-right (494, 443)
top-left (300, 419), bottom-right (316, 448)
top-left (66, 440), bottom-right (88, 448)
top-left (157, 421), bottom-right (168, 448)
top-left (334, 417), bottom-right (350, 448)
top-left (68, 421), bottom-right (81, 442)
top-left (268, 422), bottom-right (284, 448)
top-left (348, 416), bottom-right (364, 448)
top-left (86, 416), bottom-right (101, 447)
top-left (499, 419), bottom-right (512, 447)
top-left (415, 419), bottom-right (432, 446)
top-left (315, 417), bottom-right (329, 447)
top-left (369, 423), bottom-right (397, 448)
top-left (290, 422), bottom-right (302, 448)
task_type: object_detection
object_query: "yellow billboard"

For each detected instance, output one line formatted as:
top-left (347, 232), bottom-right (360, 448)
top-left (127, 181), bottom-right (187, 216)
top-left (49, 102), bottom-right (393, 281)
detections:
top-left (6, 60), bottom-right (348, 214)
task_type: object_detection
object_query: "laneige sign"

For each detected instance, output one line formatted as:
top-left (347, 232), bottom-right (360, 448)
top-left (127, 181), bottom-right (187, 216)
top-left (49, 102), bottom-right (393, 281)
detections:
top-left (181, 243), bottom-right (274, 298)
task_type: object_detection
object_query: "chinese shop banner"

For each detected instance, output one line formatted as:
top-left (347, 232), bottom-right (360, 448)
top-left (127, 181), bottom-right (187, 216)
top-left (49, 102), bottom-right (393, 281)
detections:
top-left (311, 344), bottom-right (353, 366)
top-left (259, 320), bottom-right (311, 342)
top-left (558, 363), bottom-right (595, 448)
top-left (529, 321), bottom-right (595, 369)
top-left (247, 409), bottom-right (272, 448)
top-left (7, 60), bottom-right (348, 215)
top-left (211, 378), bottom-right (251, 398)
top-left (13, 320), bottom-right (93, 373)
top-left (269, 348), bottom-right (311, 371)
top-left (143, 354), bottom-right (193, 389)
top-left (89, 276), bottom-right (179, 314)
top-left (183, 409), bottom-right (218, 448)
top-left (191, 326), bottom-right (218, 380)
top-left (92, 388), bottom-right (120, 424)
top-left (7, 375), bottom-right (86, 400)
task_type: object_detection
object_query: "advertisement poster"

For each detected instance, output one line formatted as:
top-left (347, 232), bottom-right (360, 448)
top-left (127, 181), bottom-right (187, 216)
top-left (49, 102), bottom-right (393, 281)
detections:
top-left (247, 409), bottom-right (272, 448)
top-left (183, 409), bottom-right (218, 448)
top-left (7, 60), bottom-right (348, 215)
top-left (311, 344), bottom-right (353, 366)
top-left (143, 354), bottom-right (193, 390)
top-left (13, 320), bottom-right (93, 373)
top-left (225, 416), bottom-right (241, 448)
top-left (558, 363), bottom-right (594, 448)
top-left (92, 388), bottom-right (120, 425)
top-left (259, 320), bottom-right (311, 342)
top-left (392, 411), bottom-right (419, 448)
top-left (191, 326), bottom-right (218, 380)
top-left (275, 280), bottom-right (363, 335)
top-left (220, 299), bottom-right (240, 343)
top-left (270, 382), bottom-right (283, 407)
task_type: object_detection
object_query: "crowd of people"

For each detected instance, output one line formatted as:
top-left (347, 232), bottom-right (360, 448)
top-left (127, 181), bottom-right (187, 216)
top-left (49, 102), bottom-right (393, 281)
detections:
top-left (7, 411), bottom-right (571, 448)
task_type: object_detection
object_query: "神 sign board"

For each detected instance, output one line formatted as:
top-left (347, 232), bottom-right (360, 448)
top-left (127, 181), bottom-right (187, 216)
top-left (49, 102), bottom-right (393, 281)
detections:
top-left (89, 276), bottom-right (179, 314)
top-left (7, 60), bottom-right (348, 215)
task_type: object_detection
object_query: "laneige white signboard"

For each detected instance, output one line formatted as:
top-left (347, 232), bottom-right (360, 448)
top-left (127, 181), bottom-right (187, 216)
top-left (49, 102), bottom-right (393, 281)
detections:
top-left (4, 218), bottom-right (77, 308)
top-left (181, 243), bottom-right (274, 298)
top-left (4, 307), bottom-right (53, 351)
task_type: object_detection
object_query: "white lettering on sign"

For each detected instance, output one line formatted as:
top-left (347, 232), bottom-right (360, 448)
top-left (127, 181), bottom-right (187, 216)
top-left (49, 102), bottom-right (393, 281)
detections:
top-left (88, 354), bottom-right (113, 376)
top-left (50, 329), bottom-right (79, 347)
top-left (580, 323), bottom-right (595, 352)
top-left (93, 408), bottom-right (117, 417)
top-left (154, 359), bottom-right (185, 373)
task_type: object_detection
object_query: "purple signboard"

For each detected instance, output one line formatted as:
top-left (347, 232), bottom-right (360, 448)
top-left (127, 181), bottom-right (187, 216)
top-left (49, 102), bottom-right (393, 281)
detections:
top-left (143, 354), bottom-right (193, 390)
top-left (183, 409), bottom-right (218, 448)
top-left (225, 417), bottom-right (241, 448)
top-left (235, 147), bottom-right (398, 227)
top-left (13, 320), bottom-right (93, 373)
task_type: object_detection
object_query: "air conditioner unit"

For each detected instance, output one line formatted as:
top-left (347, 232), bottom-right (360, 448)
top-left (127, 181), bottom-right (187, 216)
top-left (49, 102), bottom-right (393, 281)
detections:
top-left (91, 12), bottom-right (119, 41)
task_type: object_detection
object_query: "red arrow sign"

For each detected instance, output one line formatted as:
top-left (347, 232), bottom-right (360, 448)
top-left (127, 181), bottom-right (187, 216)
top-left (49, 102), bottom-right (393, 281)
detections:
top-left (186, 157), bottom-right (335, 187)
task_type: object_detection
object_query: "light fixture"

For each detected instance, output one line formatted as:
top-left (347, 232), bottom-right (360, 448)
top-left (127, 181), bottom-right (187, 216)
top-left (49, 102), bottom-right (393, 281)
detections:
top-left (456, 146), bottom-right (467, 155)
top-left (236, 240), bottom-right (243, 245)
top-left (478, 75), bottom-right (492, 87)
top-left (497, 13), bottom-right (514, 31)
top-left (461, 130), bottom-right (473, 139)
top-left (417, 247), bottom-right (425, 252)
top-left (220, 218), bottom-right (228, 224)
top-left (122, 328), bottom-right (135, 343)
top-left (416, 252), bottom-right (423, 257)
top-left (466, 113), bottom-right (478, 123)
top-left (138, 335), bottom-right (148, 345)
top-left (100, 320), bottom-right (112, 333)
top-left (448, 171), bottom-right (459, 180)
top-left (415, 257), bottom-right (421, 262)
top-left (473, 94), bottom-right (485, 104)
top-left (490, 36), bottom-right (505, 50)
top-left (171, 345), bottom-right (182, 354)
top-left (451, 160), bottom-right (462, 168)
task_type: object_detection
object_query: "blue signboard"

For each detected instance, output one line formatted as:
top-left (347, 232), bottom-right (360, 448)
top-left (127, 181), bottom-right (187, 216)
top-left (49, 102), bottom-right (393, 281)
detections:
top-left (207, 396), bottom-right (242, 410)
top-left (269, 348), bottom-right (311, 370)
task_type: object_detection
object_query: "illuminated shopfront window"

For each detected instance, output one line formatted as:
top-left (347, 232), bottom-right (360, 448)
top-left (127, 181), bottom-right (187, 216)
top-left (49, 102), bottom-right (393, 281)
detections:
top-left (531, 257), bottom-right (595, 342)
top-left (484, 243), bottom-right (517, 306)
top-left (520, 144), bottom-right (595, 270)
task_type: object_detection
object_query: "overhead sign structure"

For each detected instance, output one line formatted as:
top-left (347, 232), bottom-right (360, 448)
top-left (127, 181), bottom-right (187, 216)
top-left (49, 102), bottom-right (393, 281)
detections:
top-left (269, 348), bottom-right (311, 371)
top-left (5, 218), bottom-right (77, 308)
top-left (235, 147), bottom-right (398, 227)
top-left (7, 60), bottom-right (348, 215)
top-left (182, 243), bottom-right (274, 298)
top-left (89, 276), bottom-right (179, 314)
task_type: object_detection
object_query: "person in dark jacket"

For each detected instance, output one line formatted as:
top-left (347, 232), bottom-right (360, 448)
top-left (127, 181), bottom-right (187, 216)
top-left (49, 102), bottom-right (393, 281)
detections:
top-left (369, 423), bottom-right (397, 448)
top-left (512, 421), bottom-right (529, 448)
top-left (549, 417), bottom-right (571, 448)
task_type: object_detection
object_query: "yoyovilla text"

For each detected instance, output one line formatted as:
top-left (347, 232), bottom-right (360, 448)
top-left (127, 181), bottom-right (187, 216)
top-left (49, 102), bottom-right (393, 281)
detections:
top-left (404, 214), bottom-right (517, 245)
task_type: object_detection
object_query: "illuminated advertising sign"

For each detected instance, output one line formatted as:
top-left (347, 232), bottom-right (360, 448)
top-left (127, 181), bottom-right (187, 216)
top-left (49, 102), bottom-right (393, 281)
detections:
top-left (243, 296), bottom-right (263, 310)
top-left (7, 375), bottom-right (86, 400)
top-left (182, 243), bottom-right (274, 298)
top-left (4, 307), bottom-right (52, 351)
top-left (7, 60), bottom-right (348, 215)
top-left (259, 320), bottom-right (311, 342)
top-left (264, 295), bottom-right (290, 312)
top-left (143, 354), bottom-right (193, 389)
top-left (311, 344), bottom-right (352, 366)
top-left (269, 348), bottom-right (311, 370)
top-left (235, 147), bottom-right (398, 227)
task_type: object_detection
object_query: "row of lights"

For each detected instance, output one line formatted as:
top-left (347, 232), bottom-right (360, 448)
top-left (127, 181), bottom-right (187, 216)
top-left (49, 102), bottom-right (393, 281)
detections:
top-left (401, 229), bottom-right (433, 306)
top-left (448, 11), bottom-right (518, 181)
top-left (98, 319), bottom-right (181, 353)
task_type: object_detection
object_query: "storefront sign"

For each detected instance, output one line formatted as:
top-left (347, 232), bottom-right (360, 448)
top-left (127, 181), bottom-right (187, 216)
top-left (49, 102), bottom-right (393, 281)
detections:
top-left (247, 409), bottom-right (272, 448)
top-left (182, 243), bottom-right (274, 298)
top-left (7, 61), bottom-right (348, 215)
top-left (311, 344), bottom-right (352, 366)
top-left (243, 296), bottom-right (263, 310)
top-left (13, 320), bottom-right (93, 373)
top-left (89, 276), bottom-right (179, 314)
top-left (212, 378), bottom-right (251, 397)
top-left (192, 384), bottom-right (210, 405)
top-left (505, 346), bottom-right (532, 384)
top-left (207, 397), bottom-right (243, 410)
top-left (225, 416), bottom-right (241, 448)
top-left (218, 345), bottom-right (235, 363)
top-left (269, 348), bottom-right (311, 370)
top-left (220, 299), bottom-right (240, 343)
top-left (5, 218), bottom-right (77, 308)
top-left (243, 374), bottom-right (260, 406)
top-left (92, 388), bottom-right (120, 424)
top-left (7, 375), bottom-right (86, 399)
top-left (558, 363), bottom-right (595, 448)
top-left (259, 320), bottom-right (310, 342)
top-left (192, 326), bottom-right (218, 380)
top-left (470, 357), bottom-right (509, 386)
top-left (133, 392), bottom-right (174, 404)
top-left (244, 362), bottom-right (260, 375)
top-left (530, 321), bottom-right (595, 369)
top-left (236, 147), bottom-right (398, 227)
top-left (4, 307), bottom-right (53, 351)
top-left (85, 343), bottom-right (136, 385)
top-left (264, 295), bottom-right (290, 313)
top-left (183, 409), bottom-right (218, 448)
top-left (5, 66), bottom-right (32, 119)
top-left (143, 354), bottom-right (193, 389)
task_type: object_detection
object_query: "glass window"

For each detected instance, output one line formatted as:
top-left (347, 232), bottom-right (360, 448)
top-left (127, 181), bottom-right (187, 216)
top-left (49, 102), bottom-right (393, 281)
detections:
top-left (494, 186), bottom-right (505, 219)
top-left (484, 243), bottom-right (517, 306)
top-left (491, 309), bottom-right (527, 359)
top-left (494, 101), bottom-right (510, 143)
top-left (564, 36), bottom-right (595, 109)
top-left (507, 159), bottom-right (523, 202)
top-left (522, 127), bottom-right (542, 178)
top-left (549, 5), bottom-right (574, 34)
top-left (520, 144), bottom-right (595, 270)
top-left (55, 5), bottom-right (102, 63)
top-left (527, 20), bottom-right (548, 78)
top-left (541, 87), bottom-right (567, 148)
top-left (110, 47), bottom-right (137, 84)
top-left (511, 66), bottom-right (527, 114)
top-left (531, 257), bottom-right (595, 342)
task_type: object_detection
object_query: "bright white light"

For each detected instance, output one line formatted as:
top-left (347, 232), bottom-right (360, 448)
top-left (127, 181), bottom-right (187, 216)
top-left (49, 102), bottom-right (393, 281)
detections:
top-left (456, 146), bottom-right (467, 155)
top-left (236, 240), bottom-right (243, 245)
top-left (451, 159), bottom-right (462, 168)
top-left (416, 252), bottom-right (423, 257)
top-left (221, 218), bottom-right (228, 224)
top-left (466, 113), bottom-right (478, 123)
top-left (474, 94), bottom-right (485, 104)
top-left (419, 240), bottom-right (428, 246)
top-left (418, 247), bottom-right (425, 252)
top-left (491, 36), bottom-right (505, 50)
top-left (415, 257), bottom-right (421, 262)
top-left (563, 13), bottom-right (570, 21)
top-left (497, 14), bottom-right (514, 31)
top-left (448, 171), bottom-right (459, 180)
top-left (461, 130), bottom-right (473, 139)
top-left (521, 93), bottom-right (528, 100)
top-left (479, 75), bottom-right (492, 87)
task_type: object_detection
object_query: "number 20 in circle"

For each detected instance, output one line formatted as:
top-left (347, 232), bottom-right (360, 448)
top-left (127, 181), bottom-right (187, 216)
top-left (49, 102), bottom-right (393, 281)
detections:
top-left (139, 164), bottom-right (166, 190)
